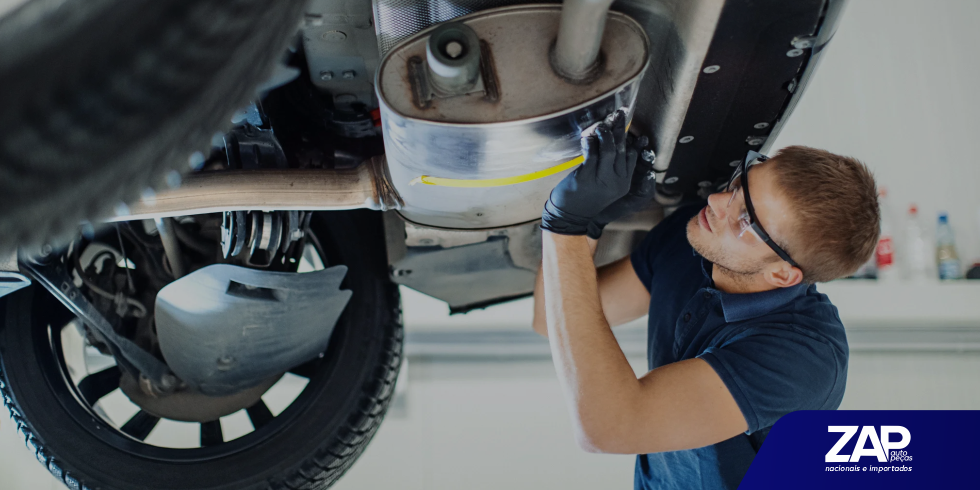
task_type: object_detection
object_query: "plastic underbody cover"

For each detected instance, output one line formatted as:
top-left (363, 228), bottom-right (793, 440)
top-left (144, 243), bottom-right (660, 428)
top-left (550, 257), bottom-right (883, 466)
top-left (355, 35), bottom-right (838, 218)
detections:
top-left (154, 264), bottom-right (351, 396)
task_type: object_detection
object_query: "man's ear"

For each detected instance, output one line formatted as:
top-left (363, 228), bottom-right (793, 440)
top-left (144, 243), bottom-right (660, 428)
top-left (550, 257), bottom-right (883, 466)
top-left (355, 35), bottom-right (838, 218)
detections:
top-left (764, 262), bottom-right (803, 288)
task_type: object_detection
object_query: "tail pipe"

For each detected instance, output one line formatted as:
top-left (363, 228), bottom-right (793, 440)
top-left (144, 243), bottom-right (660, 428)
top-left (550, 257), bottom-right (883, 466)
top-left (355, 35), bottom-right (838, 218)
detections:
top-left (552, 0), bottom-right (617, 82)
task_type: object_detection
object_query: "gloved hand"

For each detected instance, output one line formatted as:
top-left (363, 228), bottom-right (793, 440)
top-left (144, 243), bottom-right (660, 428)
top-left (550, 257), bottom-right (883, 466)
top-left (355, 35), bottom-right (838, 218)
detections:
top-left (541, 110), bottom-right (636, 235)
top-left (586, 134), bottom-right (655, 239)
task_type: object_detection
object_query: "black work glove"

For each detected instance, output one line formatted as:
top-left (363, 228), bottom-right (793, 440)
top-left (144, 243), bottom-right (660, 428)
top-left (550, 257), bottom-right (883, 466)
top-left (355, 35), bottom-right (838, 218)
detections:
top-left (541, 110), bottom-right (636, 236)
top-left (586, 134), bottom-right (655, 239)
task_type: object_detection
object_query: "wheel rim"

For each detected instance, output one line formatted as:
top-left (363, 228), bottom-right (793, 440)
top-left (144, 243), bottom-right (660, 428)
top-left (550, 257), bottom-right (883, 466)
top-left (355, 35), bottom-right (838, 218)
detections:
top-left (28, 242), bottom-right (350, 462)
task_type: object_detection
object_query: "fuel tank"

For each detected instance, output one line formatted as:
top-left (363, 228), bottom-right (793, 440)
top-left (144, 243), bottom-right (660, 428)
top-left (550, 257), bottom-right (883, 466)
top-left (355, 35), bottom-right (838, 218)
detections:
top-left (377, 4), bottom-right (649, 229)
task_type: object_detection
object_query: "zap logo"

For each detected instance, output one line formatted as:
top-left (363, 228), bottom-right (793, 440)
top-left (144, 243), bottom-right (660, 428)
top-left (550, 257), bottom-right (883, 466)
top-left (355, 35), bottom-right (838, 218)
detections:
top-left (825, 426), bottom-right (912, 463)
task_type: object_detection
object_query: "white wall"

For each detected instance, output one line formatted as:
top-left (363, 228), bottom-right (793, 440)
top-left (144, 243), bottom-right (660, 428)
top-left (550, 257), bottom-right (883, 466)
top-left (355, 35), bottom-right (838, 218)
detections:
top-left (771, 0), bottom-right (980, 267)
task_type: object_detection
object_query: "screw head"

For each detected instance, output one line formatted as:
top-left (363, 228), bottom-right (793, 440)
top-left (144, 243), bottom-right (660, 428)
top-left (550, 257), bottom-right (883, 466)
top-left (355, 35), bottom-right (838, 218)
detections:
top-left (786, 48), bottom-right (804, 57)
top-left (678, 136), bottom-right (694, 144)
top-left (664, 176), bottom-right (679, 185)
top-left (319, 71), bottom-right (334, 81)
top-left (703, 65), bottom-right (720, 74)
top-left (754, 122), bottom-right (770, 129)
top-left (342, 70), bottom-right (356, 79)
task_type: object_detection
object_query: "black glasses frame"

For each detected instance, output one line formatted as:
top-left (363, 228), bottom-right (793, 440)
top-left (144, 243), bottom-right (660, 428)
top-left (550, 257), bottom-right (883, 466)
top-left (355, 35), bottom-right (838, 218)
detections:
top-left (727, 150), bottom-right (801, 270)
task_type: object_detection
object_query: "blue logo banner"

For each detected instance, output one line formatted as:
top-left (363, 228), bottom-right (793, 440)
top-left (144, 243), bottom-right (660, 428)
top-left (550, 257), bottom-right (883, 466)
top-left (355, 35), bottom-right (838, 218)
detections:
top-left (740, 410), bottom-right (980, 489)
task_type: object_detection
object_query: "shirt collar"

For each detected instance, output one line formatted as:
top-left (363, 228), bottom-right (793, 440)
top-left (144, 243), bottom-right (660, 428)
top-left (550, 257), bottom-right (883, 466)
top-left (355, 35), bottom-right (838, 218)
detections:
top-left (699, 257), bottom-right (808, 323)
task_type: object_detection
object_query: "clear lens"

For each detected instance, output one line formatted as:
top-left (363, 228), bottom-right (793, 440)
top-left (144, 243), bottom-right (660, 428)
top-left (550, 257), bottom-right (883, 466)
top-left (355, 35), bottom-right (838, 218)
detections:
top-left (726, 186), bottom-right (751, 238)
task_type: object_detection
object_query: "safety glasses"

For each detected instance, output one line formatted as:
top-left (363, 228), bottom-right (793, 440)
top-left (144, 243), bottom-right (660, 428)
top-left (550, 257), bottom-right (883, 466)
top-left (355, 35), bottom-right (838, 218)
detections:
top-left (725, 151), bottom-right (801, 270)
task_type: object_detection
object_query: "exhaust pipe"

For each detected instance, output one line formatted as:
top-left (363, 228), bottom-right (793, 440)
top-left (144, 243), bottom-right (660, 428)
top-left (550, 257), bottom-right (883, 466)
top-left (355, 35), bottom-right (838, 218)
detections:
top-left (552, 0), bottom-right (617, 82)
top-left (111, 156), bottom-right (401, 222)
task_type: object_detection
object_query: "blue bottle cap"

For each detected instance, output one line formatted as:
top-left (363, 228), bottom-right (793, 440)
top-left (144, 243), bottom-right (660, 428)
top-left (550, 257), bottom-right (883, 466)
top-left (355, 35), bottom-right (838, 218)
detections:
top-left (938, 212), bottom-right (948, 223)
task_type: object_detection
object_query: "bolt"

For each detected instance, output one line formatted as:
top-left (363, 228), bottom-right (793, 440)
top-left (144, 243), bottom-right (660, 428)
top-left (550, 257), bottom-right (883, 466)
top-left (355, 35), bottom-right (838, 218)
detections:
top-left (320, 71), bottom-right (334, 81)
top-left (664, 176), bottom-right (679, 185)
top-left (754, 122), bottom-right (770, 129)
top-left (342, 70), bottom-right (356, 79)
top-left (786, 48), bottom-right (804, 58)
top-left (641, 149), bottom-right (656, 163)
top-left (703, 65), bottom-right (720, 74)
top-left (679, 136), bottom-right (694, 144)
top-left (729, 160), bottom-right (741, 167)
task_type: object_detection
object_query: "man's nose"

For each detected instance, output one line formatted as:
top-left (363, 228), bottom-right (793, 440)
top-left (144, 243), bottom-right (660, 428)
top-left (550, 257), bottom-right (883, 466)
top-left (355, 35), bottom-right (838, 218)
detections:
top-left (706, 191), bottom-right (730, 220)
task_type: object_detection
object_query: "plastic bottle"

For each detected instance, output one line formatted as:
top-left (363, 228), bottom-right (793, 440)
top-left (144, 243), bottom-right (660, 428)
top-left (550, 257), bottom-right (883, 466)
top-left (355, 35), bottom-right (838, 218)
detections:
top-left (936, 212), bottom-right (961, 280)
top-left (904, 204), bottom-right (931, 281)
top-left (876, 187), bottom-right (898, 282)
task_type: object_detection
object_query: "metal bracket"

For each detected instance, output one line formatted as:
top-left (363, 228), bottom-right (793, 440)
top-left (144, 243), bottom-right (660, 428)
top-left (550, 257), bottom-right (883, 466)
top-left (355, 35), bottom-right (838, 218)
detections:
top-left (18, 250), bottom-right (177, 391)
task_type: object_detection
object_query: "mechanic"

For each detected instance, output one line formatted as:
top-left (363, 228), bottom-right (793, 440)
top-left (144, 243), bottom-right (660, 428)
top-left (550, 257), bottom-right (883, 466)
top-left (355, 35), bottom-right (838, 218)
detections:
top-left (532, 110), bottom-right (880, 489)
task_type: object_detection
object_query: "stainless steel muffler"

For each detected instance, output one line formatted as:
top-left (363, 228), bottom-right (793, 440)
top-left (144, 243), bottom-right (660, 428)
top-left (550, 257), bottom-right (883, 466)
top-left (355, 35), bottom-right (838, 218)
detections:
top-left (377, 3), bottom-right (649, 229)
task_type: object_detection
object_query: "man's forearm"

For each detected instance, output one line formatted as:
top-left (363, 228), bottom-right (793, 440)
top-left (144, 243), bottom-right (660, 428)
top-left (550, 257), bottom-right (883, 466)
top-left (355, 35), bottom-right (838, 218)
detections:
top-left (533, 237), bottom-right (598, 337)
top-left (541, 232), bottom-right (641, 450)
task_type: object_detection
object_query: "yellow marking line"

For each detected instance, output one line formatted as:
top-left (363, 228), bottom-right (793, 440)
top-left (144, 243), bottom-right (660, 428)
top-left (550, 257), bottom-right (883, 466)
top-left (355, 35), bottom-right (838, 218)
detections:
top-left (409, 155), bottom-right (585, 188)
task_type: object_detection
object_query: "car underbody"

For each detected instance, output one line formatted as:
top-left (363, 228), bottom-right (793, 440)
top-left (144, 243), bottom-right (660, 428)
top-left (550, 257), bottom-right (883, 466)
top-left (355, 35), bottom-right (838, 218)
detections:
top-left (0, 0), bottom-right (845, 488)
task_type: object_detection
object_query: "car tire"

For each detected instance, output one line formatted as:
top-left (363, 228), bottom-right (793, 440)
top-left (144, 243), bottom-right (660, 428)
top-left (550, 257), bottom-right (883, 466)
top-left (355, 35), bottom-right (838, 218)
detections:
top-left (0, 209), bottom-right (404, 490)
top-left (0, 0), bottom-right (308, 255)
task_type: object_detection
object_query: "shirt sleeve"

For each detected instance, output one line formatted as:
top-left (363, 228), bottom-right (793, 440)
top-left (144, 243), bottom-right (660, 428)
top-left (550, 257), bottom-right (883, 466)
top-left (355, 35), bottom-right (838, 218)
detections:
top-left (630, 204), bottom-right (702, 290)
top-left (697, 326), bottom-right (845, 433)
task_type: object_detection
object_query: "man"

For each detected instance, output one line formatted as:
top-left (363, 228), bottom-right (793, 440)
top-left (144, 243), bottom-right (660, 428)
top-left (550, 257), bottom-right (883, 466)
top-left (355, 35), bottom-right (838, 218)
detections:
top-left (532, 110), bottom-right (879, 489)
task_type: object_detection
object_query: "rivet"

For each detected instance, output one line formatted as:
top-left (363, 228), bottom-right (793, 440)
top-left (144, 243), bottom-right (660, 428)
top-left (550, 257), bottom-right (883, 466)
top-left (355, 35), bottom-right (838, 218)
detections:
top-left (746, 137), bottom-right (765, 146)
top-left (679, 136), bottom-right (694, 144)
top-left (342, 70), bottom-right (356, 79)
top-left (703, 65), bottom-right (720, 74)
top-left (787, 48), bottom-right (804, 58)
top-left (319, 71), bottom-right (334, 81)
top-left (664, 176), bottom-right (679, 184)
top-left (754, 122), bottom-right (770, 129)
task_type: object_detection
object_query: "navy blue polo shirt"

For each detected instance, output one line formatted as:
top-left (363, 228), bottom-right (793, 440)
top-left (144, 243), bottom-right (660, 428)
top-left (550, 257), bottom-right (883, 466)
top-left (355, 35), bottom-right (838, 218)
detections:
top-left (629, 204), bottom-right (848, 490)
